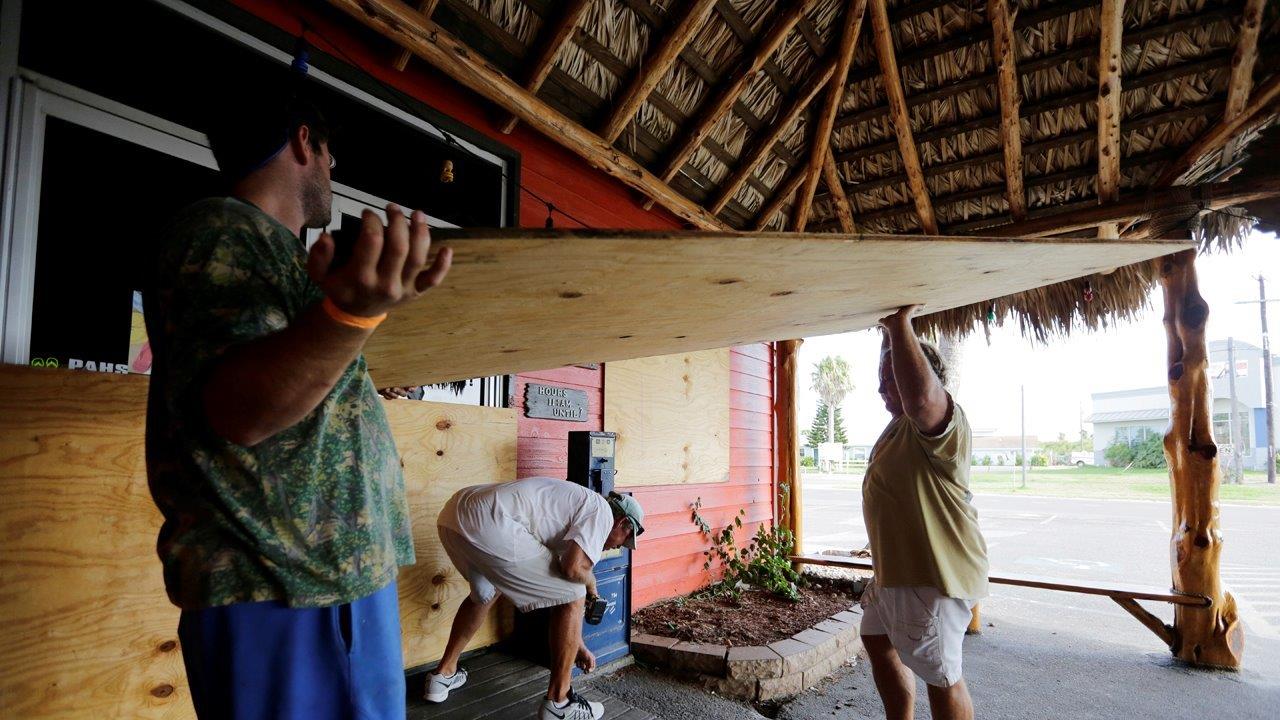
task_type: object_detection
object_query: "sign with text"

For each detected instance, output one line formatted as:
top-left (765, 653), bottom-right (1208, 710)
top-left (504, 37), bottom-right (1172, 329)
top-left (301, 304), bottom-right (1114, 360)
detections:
top-left (524, 383), bottom-right (589, 422)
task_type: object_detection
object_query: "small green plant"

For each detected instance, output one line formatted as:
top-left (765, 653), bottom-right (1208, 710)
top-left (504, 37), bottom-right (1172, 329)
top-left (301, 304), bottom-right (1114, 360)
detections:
top-left (1030, 453), bottom-right (1048, 467)
top-left (981, 455), bottom-right (992, 466)
top-left (800, 455), bottom-right (816, 468)
top-left (690, 497), bottom-right (802, 602)
top-left (996, 455), bottom-right (1005, 466)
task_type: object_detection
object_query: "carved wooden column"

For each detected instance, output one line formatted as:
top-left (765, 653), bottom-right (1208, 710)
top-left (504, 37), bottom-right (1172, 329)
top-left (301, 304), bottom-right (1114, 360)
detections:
top-left (1159, 249), bottom-right (1244, 668)
top-left (774, 339), bottom-right (804, 550)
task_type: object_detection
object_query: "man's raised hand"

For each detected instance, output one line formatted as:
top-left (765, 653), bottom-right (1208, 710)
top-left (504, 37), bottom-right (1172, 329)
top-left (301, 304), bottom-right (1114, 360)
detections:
top-left (308, 204), bottom-right (453, 318)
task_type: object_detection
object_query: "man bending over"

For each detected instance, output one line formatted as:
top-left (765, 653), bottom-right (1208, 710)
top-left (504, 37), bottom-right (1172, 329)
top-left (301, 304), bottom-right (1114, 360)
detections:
top-left (426, 477), bottom-right (644, 720)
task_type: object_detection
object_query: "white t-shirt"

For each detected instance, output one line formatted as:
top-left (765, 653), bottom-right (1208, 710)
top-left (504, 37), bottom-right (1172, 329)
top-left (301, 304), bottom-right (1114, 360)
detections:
top-left (439, 477), bottom-right (614, 564)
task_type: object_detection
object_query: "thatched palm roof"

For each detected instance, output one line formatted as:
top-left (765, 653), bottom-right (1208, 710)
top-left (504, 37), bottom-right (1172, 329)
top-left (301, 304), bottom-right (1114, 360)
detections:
top-left (329, 0), bottom-right (1279, 337)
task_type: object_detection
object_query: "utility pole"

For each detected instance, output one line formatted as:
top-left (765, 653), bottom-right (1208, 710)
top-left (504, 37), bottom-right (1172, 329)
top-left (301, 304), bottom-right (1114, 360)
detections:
top-left (1021, 385), bottom-right (1028, 489)
top-left (1236, 276), bottom-right (1277, 484)
top-left (1227, 338), bottom-right (1243, 485)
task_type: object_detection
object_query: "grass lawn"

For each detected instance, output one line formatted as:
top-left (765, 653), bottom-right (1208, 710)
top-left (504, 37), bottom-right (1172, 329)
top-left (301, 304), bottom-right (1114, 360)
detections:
top-left (968, 465), bottom-right (1280, 505)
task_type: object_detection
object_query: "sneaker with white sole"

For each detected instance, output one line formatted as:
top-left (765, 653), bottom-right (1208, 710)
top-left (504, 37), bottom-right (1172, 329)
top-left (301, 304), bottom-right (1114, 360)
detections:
top-left (538, 688), bottom-right (603, 720)
top-left (424, 667), bottom-right (467, 703)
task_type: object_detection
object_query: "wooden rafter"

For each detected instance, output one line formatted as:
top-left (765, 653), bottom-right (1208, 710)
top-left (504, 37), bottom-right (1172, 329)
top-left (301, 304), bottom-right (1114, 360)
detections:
top-left (392, 0), bottom-right (440, 71)
top-left (1096, 0), bottom-right (1125, 238)
top-left (821, 148), bottom-right (856, 232)
top-left (791, 0), bottom-right (867, 232)
top-left (325, 0), bottom-right (730, 230)
top-left (987, 0), bottom-right (1027, 221)
top-left (752, 167), bottom-right (809, 231)
top-left (656, 1), bottom-right (814, 185)
top-left (599, 0), bottom-right (720, 143)
top-left (973, 177), bottom-right (1280, 238)
top-left (868, 0), bottom-right (937, 233)
top-left (1156, 72), bottom-right (1280, 187)
top-left (709, 54), bottom-right (840, 216)
top-left (1217, 0), bottom-right (1266, 167)
top-left (498, 0), bottom-right (593, 134)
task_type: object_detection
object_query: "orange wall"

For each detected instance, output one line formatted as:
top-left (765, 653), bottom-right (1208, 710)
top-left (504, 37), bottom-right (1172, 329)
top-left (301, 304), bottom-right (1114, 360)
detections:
top-left (233, 0), bottom-right (776, 610)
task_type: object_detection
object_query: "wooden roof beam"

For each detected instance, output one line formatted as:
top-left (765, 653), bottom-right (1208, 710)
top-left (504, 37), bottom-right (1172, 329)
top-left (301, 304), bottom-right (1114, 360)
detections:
top-left (833, 6), bottom-right (1237, 131)
top-left (655, 1), bottom-right (815, 186)
top-left (498, 0), bottom-right (593, 134)
top-left (821, 148), bottom-right (857, 232)
top-left (325, 0), bottom-right (729, 230)
top-left (1156, 71), bottom-right (1280, 186)
top-left (1096, 0), bottom-right (1125, 238)
top-left (792, 0), bottom-right (867, 231)
top-left (598, 0), bottom-right (720, 143)
top-left (392, 0), bottom-right (440, 71)
top-left (987, 0), bottom-right (1027, 221)
top-left (1216, 0), bottom-right (1266, 167)
top-left (709, 54), bottom-right (840, 216)
top-left (972, 176), bottom-right (1280, 238)
top-left (868, 0), bottom-right (937, 233)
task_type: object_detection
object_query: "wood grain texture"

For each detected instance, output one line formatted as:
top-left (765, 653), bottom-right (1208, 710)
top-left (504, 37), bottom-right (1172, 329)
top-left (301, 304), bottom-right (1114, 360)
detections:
top-left (752, 167), bottom-right (808, 230)
top-left (986, 0), bottom-right (1026, 221)
top-left (821, 148), bottom-right (856, 232)
top-left (773, 340), bottom-right (802, 543)
top-left (604, 349), bottom-right (731, 487)
top-left (1158, 251), bottom-right (1244, 668)
top-left (360, 229), bottom-right (1188, 387)
top-left (0, 368), bottom-right (187, 719)
top-left (868, 0), bottom-right (938, 233)
top-left (1216, 0), bottom-right (1267, 164)
top-left (392, 0), bottom-right (440, 71)
top-left (324, 0), bottom-right (730, 230)
top-left (382, 400), bottom-right (518, 669)
top-left (0, 366), bottom-right (518, 719)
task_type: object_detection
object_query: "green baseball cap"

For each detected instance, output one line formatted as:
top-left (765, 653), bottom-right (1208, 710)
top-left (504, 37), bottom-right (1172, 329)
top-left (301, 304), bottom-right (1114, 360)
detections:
top-left (607, 492), bottom-right (645, 549)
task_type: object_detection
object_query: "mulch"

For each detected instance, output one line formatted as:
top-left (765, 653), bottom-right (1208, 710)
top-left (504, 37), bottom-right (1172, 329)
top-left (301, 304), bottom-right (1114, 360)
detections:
top-left (632, 577), bottom-right (862, 647)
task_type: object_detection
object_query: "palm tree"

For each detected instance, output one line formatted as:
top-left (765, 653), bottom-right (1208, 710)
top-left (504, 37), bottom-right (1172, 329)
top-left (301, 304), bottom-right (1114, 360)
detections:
top-left (810, 356), bottom-right (854, 443)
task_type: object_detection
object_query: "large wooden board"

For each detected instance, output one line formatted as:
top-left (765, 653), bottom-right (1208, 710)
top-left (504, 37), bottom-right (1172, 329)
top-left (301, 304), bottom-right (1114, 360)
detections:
top-left (363, 230), bottom-right (1190, 386)
top-left (0, 366), bottom-right (517, 718)
top-left (605, 349), bottom-right (731, 487)
top-left (383, 400), bottom-right (518, 668)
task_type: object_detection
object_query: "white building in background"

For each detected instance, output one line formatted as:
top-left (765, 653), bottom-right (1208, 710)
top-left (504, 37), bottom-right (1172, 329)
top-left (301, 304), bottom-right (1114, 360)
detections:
top-left (1088, 340), bottom-right (1278, 470)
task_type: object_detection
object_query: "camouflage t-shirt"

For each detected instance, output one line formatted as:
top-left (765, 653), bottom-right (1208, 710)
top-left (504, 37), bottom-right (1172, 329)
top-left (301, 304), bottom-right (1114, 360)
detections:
top-left (144, 197), bottom-right (414, 610)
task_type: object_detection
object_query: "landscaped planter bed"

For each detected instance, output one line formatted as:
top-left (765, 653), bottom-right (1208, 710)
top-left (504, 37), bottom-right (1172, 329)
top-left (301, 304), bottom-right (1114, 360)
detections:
top-left (631, 578), bottom-right (864, 701)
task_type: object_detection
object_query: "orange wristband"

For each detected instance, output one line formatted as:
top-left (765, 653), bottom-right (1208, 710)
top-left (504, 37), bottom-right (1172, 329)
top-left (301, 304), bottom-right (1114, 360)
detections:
top-left (321, 297), bottom-right (387, 330)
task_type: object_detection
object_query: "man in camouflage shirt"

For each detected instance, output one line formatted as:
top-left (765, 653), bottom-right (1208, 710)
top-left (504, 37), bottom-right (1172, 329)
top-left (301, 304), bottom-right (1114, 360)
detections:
top-left (145, 95), bottom-right (451, 720)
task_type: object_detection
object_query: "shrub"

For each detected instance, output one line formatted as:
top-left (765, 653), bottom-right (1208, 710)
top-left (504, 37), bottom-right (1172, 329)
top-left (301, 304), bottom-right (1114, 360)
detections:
top-left (996, 455), bottom-right (1005, 466)
top-left (691, 498), bottom-right (802, 602)
top-left (1105, 435), bottom-right (1166, 469)
top-left (1031, 453), bottom-right (1048, 466)
top-left (981, 455), bottom-right (992, 466)
top-left (800, 456), bottom-right (815, 468)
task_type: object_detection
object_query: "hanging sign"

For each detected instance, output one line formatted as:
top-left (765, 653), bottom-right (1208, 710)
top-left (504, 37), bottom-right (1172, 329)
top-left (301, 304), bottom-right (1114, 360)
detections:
top-left (524, 383), bottom-right (589, 422)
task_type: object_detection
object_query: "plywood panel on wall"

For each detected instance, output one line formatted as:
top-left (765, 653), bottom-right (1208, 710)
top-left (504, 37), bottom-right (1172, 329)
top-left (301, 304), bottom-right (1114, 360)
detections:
top-left (0, 365), bottom-right (517, 719)
top-left (362, 229), bottom-right (1189, 386)
top-left (605, 349), bottom-right (730, 487)
top-left (0, 368), bottom-right (187, 719)
top-left (383, 400), bottom-right (518, 669)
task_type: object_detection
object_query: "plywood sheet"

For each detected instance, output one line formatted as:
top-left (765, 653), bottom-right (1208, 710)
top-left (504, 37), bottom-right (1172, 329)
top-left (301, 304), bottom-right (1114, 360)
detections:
top-left (605, 349), bottom-right (730, 487)
top-left (383, 400), bottom-right (518, 668)
top-left (0, 366), bottom-right (517, 718)
top-left (363, 230), bottom-right (1189, 386)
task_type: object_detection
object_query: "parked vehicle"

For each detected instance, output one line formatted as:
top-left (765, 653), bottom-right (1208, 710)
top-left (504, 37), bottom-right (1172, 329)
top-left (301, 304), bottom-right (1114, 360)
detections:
top-left (1070, 451), bottom-right (1095, 467)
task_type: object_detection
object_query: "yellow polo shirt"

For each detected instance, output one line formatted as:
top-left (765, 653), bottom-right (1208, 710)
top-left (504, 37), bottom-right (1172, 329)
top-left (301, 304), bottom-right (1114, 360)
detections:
top-left (863, 399), bottom-right (989, 599)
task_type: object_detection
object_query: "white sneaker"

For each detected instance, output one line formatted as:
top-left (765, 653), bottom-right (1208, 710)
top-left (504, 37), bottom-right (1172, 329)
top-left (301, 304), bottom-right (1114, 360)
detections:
top-left (539, 688), bottom-right (604, 720)
top-left (424, 667), bottom-right (467, 703)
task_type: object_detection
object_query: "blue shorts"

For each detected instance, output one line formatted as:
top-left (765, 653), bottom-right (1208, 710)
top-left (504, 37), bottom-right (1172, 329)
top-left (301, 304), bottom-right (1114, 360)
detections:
top-left (178, 580), bottom-right (405, 720)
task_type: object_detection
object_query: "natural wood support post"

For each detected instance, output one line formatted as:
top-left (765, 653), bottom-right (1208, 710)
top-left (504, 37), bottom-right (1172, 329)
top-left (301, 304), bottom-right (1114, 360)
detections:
top-left (775, 339), bottom-right (804, 553)
top-left (966, 604), bottom-right (981, 635)
top-left (1159, 249), bottom-right (1244, 669)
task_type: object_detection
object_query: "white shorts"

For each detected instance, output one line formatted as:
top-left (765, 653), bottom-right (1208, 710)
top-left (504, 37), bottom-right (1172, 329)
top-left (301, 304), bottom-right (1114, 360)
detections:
top-left (860, 583), bottom-right (974, 687)
top-left (437, 526), bottom-right (585, 613)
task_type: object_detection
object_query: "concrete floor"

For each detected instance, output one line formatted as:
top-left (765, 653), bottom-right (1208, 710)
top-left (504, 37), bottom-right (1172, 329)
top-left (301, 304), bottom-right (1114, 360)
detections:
top-left (584, 479), bottom-right (1280, 718)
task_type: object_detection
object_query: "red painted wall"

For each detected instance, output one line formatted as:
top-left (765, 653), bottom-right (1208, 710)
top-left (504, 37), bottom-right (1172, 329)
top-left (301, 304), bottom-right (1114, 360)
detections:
top-left (233, 0), bottom-right (775, 610)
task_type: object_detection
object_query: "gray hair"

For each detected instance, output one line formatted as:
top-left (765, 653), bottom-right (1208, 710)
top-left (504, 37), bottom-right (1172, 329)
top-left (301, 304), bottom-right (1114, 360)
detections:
top-left (880, 340), bottom-right (949, 388)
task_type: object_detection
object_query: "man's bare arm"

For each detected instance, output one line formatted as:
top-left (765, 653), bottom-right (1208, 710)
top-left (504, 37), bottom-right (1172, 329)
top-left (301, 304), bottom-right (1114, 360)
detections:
top-left (558, 543), bottom-right (596, 587)
top-left (882, 305), bottom-right (950, 435)
top-left (204, 206), bottom-right (452, 446)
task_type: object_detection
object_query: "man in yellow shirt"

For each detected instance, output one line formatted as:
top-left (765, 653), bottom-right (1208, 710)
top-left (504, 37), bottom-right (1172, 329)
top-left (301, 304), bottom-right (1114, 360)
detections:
top-left (861, 305), bottom-right (989, 720)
